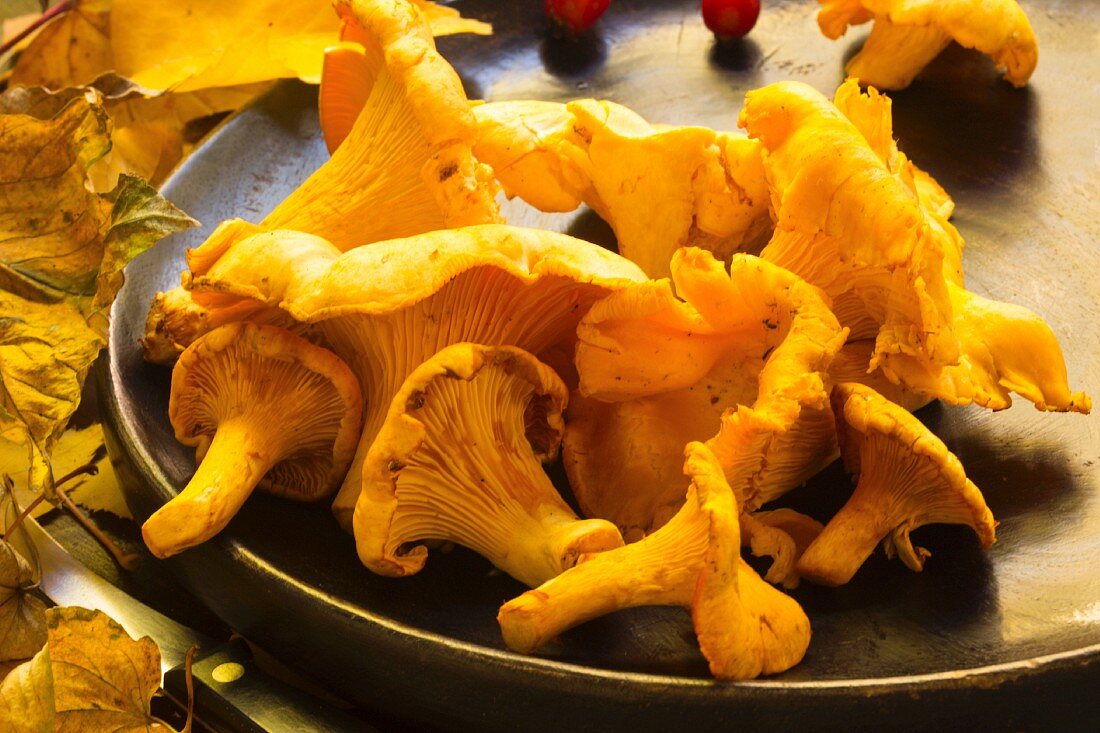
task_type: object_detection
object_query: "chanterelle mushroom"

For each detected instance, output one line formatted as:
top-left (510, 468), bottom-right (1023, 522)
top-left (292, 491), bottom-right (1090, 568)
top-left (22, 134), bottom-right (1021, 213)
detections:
top-left (182, 224), bottom-right (647, 530)
top-left (320, 1), bottom-right (490, 153)
top-left (796, 382), bottom-right (997, 586)
top-left (142, 0), bottom-right (500, 364)
top-left (142, 322), bottom-right (362, 559)
top-left (565, 248), bottom-right (847, 539)
top-left (469, 100), bottom-right (591, 213)
top-left (498, 442), bottom-right (811, 680)
top-left (818, 0), bottom-right (1038, 90)
top-left (322, 82), bottom-right (772, 280)
top-left (263, 0), bottom-right (501, 248)
top-left (469, 99), bottom-right (772, 279)
top-left (741, 79), bottom-right (1089, 414)
top-left (355, 343), bottom-right (623, 586)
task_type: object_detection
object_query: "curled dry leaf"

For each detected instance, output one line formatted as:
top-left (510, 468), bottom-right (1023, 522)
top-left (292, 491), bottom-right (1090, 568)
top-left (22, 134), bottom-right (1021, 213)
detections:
top-left (0, 607), bottom-right (174, 732)
top-left (9, 2), bottom-right (271, 189)
top-left (0, 539), bottom-right (47, 662)
top-left (8, 0), bottom-right (113, 91)
top-left (0, 646), bottom-right (54, 733)
top-left (0, 293), bottom-right (103, 505)
top-left (48, 607), bottom-right (170, 731)
top-left (0, 88), bottom-right (195, 499)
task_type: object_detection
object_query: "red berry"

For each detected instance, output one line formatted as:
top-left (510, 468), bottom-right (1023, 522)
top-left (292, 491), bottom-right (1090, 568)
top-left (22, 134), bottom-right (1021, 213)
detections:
top-left (701, 0), bottom-right (760, 40)
top-left (545, 0), bottom-right (611, 33)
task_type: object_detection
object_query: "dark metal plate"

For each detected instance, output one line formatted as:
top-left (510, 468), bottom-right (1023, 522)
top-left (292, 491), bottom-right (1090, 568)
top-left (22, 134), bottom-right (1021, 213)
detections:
top-left (98, 1), bottom-right (1100, 730)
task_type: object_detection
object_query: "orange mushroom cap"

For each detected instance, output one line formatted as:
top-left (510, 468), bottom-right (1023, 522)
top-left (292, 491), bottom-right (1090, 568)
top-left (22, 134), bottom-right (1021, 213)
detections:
top-left (741, 79), bottom-right (1089, 414)
top-left (565, 248), bottom-right (847, 538)
top-left (142, 0), bottom-right (500, 364)
top-left (470, 98), bottom-right (772, 279)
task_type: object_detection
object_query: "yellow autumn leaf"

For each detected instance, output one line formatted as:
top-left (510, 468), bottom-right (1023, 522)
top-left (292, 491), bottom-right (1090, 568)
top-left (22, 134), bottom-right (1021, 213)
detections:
top-left (0, 646), bottom-right (54, 733)
top-left (109, 0), bottom-right (489, 92)
top-left (0, 293), bottom-right (102, 504)
top-left (0, 425), bottom-right (130, 520)
top-left (9, 1), bottom-right (272, 189)
top-left (0, 87), bottom-right (196, 499)
top-left (0, 539), bottom-right (47, 662)
top-left (0, 87), bottom-right (112, 306)
top-left (8, 0), bottom-right (112, 90)
top-left (0, 607), bottom-right (175, 732)
top-left (9, 1), bottom-right (484, 183)
top-left (49, 607), bottom-right (173, 732)
top-left (88, 120), bottom-right (182, 192)
top-left (1, 11), bottom-right (41, 74)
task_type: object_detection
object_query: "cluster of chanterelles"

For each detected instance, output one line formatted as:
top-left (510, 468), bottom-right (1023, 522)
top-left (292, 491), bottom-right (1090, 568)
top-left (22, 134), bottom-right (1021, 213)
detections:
top-left (140, 0), bottom-right (1087, 680)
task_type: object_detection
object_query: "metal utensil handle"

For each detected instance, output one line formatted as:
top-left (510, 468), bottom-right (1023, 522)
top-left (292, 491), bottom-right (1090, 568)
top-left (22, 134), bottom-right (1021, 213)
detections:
top-left (164, 637), bottom-right (380, 733)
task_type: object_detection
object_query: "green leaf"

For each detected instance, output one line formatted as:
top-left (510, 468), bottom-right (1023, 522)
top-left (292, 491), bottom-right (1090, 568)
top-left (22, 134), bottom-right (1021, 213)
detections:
top-left (88, 174), bottom-right (198, 335)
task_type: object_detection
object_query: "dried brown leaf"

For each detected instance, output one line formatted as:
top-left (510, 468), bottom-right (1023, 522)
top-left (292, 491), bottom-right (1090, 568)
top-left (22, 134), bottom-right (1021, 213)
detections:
top-left (0, 539), bottom-right (47, 662)
top-left (0, 607), bottom-right (177, 732)
top-left (48, 607), bottom-right (172, 732)
top-left (0, 89), bottom-right (195, 498)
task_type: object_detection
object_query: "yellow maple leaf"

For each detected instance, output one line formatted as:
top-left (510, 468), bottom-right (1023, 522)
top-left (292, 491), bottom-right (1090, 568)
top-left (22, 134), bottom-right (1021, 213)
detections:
top-left (0, 607), bottom-right (175, 732)
top-left (8, 0), bottom-right (113, 90)
top-left (0, 293), bottom-right (102, 503)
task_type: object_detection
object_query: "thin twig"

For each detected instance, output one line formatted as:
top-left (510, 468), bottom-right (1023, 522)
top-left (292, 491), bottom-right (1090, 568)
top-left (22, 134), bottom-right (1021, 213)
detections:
top-left (54, 461), bottom-right (99, 489)
top-left (0, 0), bottom-right (74, 58)
top-left (2, 493), bottom-right (44, 541)
top-left (182, 644), bottom-right (198, 733)
top-left (3, 455), bottom-right (101, 539)
top-left (56, 485), bottom-right (140, 571)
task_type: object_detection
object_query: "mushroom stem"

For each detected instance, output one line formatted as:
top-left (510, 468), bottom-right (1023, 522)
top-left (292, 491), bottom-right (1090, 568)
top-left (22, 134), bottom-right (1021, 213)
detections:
top-left (516, 511), bottom-right (627, 590)
top-left (142, 420), bottom-right (274, 559)
top-left (847, 18), bottom-right (951, 90)
top-left (796, 481), bottom-right (887, 586)
top-left (498, 499), bottom-right (706, 652)
top-left (498, 540), bottom-right (697, 654)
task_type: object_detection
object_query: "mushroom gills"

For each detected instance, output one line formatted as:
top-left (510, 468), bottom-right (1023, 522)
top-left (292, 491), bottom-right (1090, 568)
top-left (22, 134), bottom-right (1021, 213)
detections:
top-left (325, 268), bottom-right (614, 529)
top-left (796, 382), bottom-right (996, 586)
top-left (355, 343), bottom-right (623, 587)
